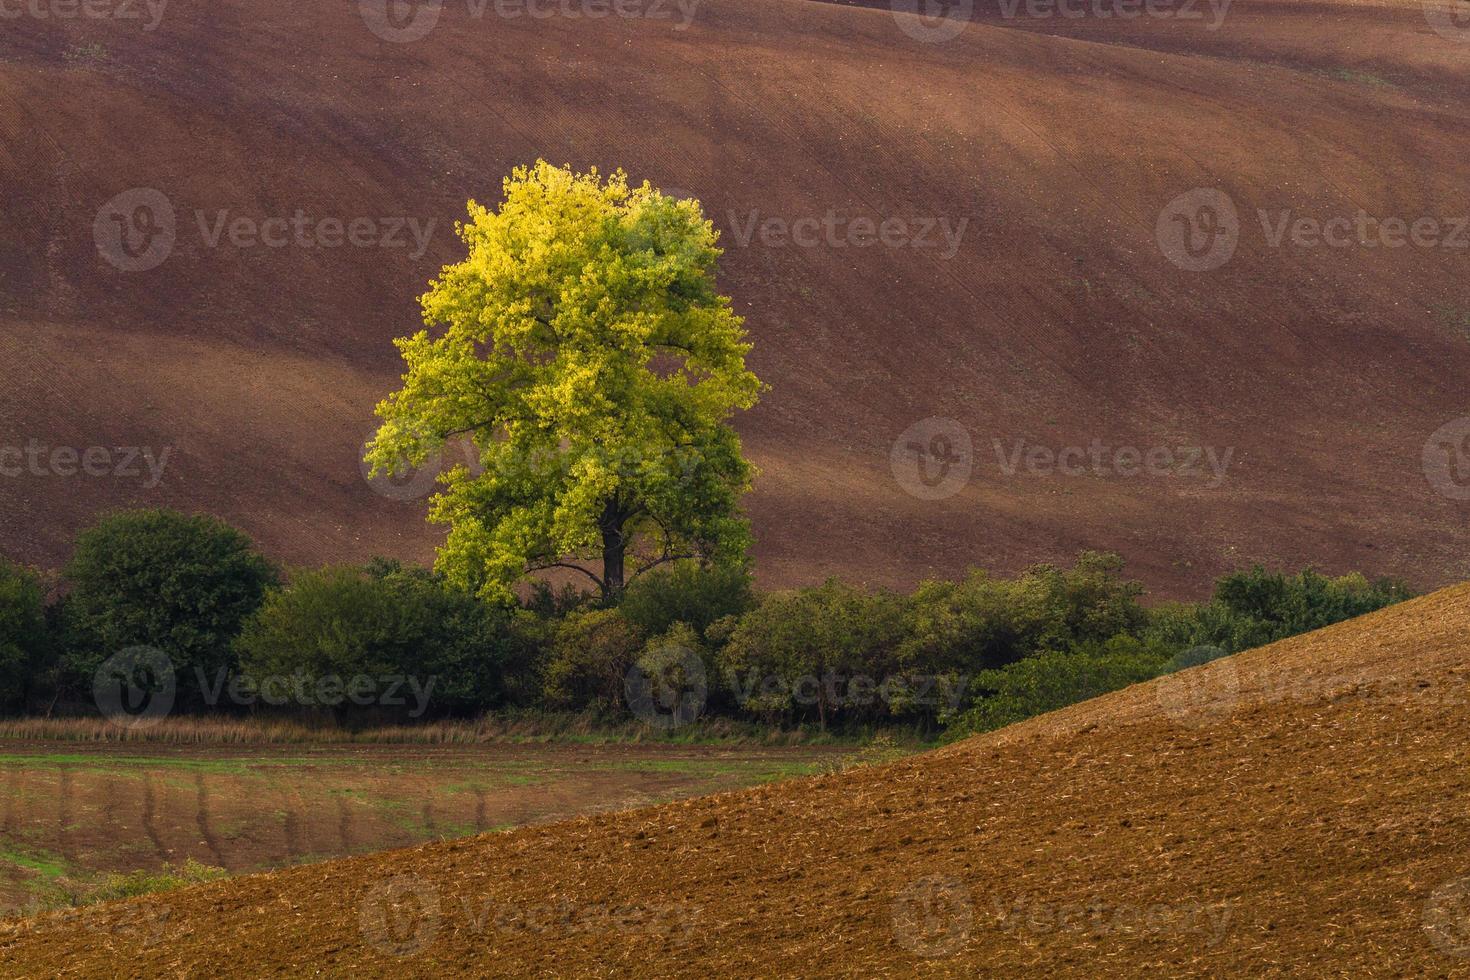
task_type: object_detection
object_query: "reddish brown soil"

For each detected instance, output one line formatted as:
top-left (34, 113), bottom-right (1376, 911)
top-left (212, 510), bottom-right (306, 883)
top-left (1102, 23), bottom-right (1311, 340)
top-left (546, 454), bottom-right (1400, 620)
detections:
top-left (1, 1), bottom-right (1469, 597)
top-left (4, 585), bottom-right (1470, 975)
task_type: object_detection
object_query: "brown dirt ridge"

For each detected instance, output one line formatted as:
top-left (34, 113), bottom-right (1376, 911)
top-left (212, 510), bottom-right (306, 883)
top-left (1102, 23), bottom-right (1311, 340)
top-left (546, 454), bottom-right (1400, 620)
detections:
top-left (4, 584), bottom-right (1470, 976)
top-left (3, 0), bottom-right (1470, 596)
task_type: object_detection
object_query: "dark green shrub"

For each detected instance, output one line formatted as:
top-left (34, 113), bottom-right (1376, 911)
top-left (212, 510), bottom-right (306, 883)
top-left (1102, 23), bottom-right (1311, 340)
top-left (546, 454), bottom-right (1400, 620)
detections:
top-left (62, 510), bottom-right (278, 710)
top-left (948, 635), bottom-right (1173, 736)
top-left (618, 561), bottom-right (754, 641)
top-left (1145, 567), bottom-right (1414, 656)
top-left (521, 579), bottom-right (591, 619)
top-left (0, 560), bottom-right (51, 713)
top-left (235, 563), bottom-right (523, 718)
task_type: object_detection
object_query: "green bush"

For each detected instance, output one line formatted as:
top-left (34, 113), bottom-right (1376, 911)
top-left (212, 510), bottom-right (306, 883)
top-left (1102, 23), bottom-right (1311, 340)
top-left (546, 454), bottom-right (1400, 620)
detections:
top-left (900, 551), bottom-right (1148, 676)
top-left (0, 560), bottom-right (51, 713)
top-left (618, 561), bottom-right (754, 641)
top-left (717, 580), bottom-right (905, 728)
top-left (539, 607), bottom-right (645, 714)
top-left (1145, 567), bottom-right (1414, 656)
top-left (521, 579), bottom-right (591, 620)
top-left (949, 635), bottom-right (1173, 736)
top-left (235, 562), bottom-right (524, 718)
top-left (627, 623), bottom-right (709, 728)
top-left (62, 510), bottom-right (278, 710)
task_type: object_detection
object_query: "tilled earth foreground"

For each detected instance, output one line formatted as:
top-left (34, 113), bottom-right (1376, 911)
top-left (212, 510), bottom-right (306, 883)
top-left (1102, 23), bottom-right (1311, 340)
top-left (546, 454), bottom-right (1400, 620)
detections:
top-left (5, 585), bottom-right (1470, 976)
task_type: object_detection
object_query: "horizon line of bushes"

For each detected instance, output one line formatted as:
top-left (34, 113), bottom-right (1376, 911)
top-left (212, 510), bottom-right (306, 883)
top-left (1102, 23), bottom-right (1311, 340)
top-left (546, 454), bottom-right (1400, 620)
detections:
top-left (0, 508), bottom-right (1416, 738)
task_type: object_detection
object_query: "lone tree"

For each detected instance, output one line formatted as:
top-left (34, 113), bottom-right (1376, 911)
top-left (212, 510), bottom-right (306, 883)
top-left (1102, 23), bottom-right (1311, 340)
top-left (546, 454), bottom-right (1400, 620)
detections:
top-left (366, 162), bottom-right (763, 603)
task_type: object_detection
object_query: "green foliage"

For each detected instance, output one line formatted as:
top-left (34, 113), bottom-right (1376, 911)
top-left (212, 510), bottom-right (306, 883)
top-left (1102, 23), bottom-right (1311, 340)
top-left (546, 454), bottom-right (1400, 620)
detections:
top-left (629, 622), bottom-right (709, 726)
top-left (235, 563), bottom-right (524, 716)
top-left (1145, 567), bottom-right (1414, 655)
top-left (717, 580), bottom-right (906, 728)
top-left (62, 510), bottom-right (278, 710)
top-left (618, 561), bottom-right (753, 640)
top-left (365, 161), bottom-right (764, 603)
top-left (951, 636), bottom-right (1174, 735)
top-left (539, 607), bottom-right (644, 714)
top-left (87, 859), bottom-right (228, 903)
top-left (900, 551), bottom-right (1148, 676)
top-left (521, 579), bottom-right (591, 620)
top-left (0, 560), bottom-right (50, 713)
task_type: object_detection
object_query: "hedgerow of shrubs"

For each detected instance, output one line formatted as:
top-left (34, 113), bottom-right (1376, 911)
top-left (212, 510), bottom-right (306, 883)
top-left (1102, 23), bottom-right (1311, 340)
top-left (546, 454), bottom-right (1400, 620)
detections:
top-left (235, 560), bottom-right (532, 719)
top-left (0, 509), bottom-right (1419, 736)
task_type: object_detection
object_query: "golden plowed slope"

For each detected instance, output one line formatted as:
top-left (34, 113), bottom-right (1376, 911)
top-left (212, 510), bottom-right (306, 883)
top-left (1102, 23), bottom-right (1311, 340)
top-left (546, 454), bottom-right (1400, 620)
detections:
top-left (5, 585), bottom-right (1470, 975)
top-left (2, 0), bottom-right (1469, 594)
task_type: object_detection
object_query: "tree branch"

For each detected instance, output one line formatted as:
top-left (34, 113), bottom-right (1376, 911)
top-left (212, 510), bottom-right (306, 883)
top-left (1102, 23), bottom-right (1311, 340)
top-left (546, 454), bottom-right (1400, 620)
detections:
top-left (628, 552), bottom-right (697, 583)
top-left (525, 561), bottom-right (607, 592)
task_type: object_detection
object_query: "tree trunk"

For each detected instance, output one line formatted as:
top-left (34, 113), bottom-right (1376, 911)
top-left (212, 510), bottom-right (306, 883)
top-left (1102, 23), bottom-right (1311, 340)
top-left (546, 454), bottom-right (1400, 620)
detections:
top-left (599, 500), bottom-right (626, 600)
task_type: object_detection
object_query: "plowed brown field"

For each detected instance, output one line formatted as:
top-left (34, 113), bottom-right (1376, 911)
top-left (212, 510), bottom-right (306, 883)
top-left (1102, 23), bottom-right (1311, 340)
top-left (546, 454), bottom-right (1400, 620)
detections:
top-left (4, 584), bottom-right (1468, 976)
top-left (3, 0), bottom-right (1470, 596)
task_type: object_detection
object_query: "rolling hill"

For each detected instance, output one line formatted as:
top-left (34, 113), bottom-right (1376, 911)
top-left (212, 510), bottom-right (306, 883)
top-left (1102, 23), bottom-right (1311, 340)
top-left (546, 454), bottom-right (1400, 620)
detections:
top-left (4, 581), bottom-right (1469, 975)
top-left (3, 0), bottom-right (1470, 595)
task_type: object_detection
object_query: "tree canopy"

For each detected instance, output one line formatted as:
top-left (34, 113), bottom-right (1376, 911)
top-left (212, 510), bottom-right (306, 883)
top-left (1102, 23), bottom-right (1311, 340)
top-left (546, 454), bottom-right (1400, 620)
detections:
top-left (366, 161), bottom-right (763, 602)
